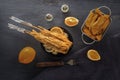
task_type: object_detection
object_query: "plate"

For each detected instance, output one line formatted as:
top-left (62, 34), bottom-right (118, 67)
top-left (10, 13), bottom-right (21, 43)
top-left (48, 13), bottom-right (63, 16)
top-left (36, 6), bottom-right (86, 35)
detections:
top-left (40, 27), bottom-right (73, 58)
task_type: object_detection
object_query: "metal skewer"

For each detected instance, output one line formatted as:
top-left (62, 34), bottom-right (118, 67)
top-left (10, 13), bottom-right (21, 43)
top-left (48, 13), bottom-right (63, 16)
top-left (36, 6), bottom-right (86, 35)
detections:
top-left (9, 16), bottom-right (40, 30)
top-left (8, 23), bottom-right (30, 33)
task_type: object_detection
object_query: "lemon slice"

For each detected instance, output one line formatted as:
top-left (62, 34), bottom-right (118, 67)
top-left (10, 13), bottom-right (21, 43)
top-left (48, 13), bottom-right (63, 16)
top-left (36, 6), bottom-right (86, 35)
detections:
top-left (64, 17), bottom-right (79, 27)
top-left (18, 47), bottom-right (36, 64)
top-left (50, 26), bottom-right (64, 34)
top-left (87, 49), bottom-right (101, 61)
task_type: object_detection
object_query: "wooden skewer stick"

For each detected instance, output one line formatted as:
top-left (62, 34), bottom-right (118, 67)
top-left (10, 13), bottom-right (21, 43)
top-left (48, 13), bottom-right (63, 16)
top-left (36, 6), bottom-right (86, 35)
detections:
top-left (36, 59), bottom-right (75, 67)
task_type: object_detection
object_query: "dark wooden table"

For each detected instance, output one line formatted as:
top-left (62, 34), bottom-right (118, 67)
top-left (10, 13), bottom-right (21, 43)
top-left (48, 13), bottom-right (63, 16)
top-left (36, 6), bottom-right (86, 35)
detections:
top-left (0, 0), bottom-right (120, 80)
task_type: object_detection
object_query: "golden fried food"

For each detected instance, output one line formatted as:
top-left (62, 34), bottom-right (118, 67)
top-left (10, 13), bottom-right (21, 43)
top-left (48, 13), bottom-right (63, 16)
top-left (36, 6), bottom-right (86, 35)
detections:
top-left (87, 49), bottom-right (101, 61)
top-left (64, 17), bottom-right (79, 27)
top-left (90, 13), bottom-right (99, 28)
top-left (101, 19), bottom-right (110, 32)
top-left (96, 34), bottom-right (102, 41)
top-left (18, 47), bottom-right (36, 64)
top-left (83, 8), bottom-right (110, 41)
top-left (85, 11), bottom-right (94, 28)
top-left (95, 8), bottom-right (104, 15)
top-left (91, 16), bottom-right (104, 35)
top-left (26, 26), bottom-right (72, 55)
top-left (82, 26), bottom-right (96, 40)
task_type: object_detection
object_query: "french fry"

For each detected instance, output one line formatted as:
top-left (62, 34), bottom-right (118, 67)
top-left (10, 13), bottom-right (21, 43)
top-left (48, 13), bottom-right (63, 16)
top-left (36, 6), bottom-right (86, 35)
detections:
top-left (95, 8), bottom-right (104, 16)
top-left (83, 26), bottom-right (96, 40)
top-left (91, 15), bottom-right (106, 35)
top-left (95, 34), bottom-right (102, 41)
top-left (104, 14), bottom-right (110, 19)
top-left (90, 13), bottom-right (99, 30)
top-left (101, 18), bottom-right (110, 32)
top-left (85, 11), bottom-right (94, 28)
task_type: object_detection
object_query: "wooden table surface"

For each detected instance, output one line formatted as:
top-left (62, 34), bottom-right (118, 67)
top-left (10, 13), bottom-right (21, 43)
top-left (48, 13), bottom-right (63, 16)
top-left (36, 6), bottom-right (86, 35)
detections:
top-left (0, 0), bottom-right (120, 80)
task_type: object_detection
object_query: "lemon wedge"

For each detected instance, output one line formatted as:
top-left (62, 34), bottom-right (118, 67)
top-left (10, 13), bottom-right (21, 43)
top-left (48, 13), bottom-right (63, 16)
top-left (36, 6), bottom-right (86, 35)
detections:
top-left (64, 17), bottom-right (79, 27)
top-left (87, 49), bottom-right (101, 61)
top-left (50, 26), bottom-right (64, 34)
top-left (18, 47), bottom-right (36, 64)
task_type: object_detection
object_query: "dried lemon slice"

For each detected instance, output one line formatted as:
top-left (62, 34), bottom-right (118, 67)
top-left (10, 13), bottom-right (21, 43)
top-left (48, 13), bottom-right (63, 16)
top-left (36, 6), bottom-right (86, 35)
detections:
top-left (50, 27), bottom-right (64, 34)
top-left (87, 49), bottom-right (101, 61)
top-left (18, 47), bottom-right (36, 64)
top-left (64, 17), bottom-right (79, 27)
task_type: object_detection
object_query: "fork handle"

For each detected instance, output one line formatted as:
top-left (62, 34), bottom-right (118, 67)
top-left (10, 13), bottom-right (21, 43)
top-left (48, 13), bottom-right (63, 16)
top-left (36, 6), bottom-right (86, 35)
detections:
top-left (36, 61), bottom-right (64, 67)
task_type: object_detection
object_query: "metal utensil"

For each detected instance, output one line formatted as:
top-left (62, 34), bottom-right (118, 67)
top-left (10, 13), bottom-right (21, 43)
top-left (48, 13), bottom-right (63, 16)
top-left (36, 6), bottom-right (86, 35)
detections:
top-left (8, 23), bottom-right (31, 33)
top-left (9, 16), bottom-right (41, 30)
top-left (36, 59), bottom-right (76, 67)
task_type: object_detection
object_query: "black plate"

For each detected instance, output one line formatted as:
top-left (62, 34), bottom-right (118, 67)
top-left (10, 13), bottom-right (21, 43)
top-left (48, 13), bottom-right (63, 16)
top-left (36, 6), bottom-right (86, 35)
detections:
top-left (40, 27), bottom-right (73, 58)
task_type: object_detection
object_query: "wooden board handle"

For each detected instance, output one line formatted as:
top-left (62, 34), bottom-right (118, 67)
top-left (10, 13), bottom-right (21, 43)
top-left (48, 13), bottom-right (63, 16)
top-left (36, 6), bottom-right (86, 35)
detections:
top-left (36, 61), bottom-right (64, 67)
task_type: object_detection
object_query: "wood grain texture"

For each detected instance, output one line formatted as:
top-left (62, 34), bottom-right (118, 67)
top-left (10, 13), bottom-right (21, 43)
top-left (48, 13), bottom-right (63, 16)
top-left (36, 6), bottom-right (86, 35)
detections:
top-left (0, 0), bottom-right (120, 80)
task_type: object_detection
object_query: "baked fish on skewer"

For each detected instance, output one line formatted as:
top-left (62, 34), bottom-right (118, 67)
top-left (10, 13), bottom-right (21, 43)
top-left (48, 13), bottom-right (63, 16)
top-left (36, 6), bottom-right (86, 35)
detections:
top-left (8, 16), bottom-right (73, 55)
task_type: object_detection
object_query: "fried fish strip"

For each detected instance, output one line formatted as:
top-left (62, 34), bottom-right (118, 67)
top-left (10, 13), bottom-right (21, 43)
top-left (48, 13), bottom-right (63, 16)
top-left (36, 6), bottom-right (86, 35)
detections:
top-left (83, 8), bottom-right (110, 41)
top-left (101, 18), bottom-right (110, 33)
top-left (38, 26), bottom-right (71, 44)
top-left (95, 8), bottom-right (104, 16)
top-left (91, 15), bottom-right (107, 35)
top-left (89, 13), bottom-right (99, 30)
top-left (95, 34), bottom-right (102, 41)
top-left (26, 27), bottom-right (72, 54)
top-left (83, 26), bottom-right (96, 40)
top-left (85, 11), bottom-right (94, 28)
